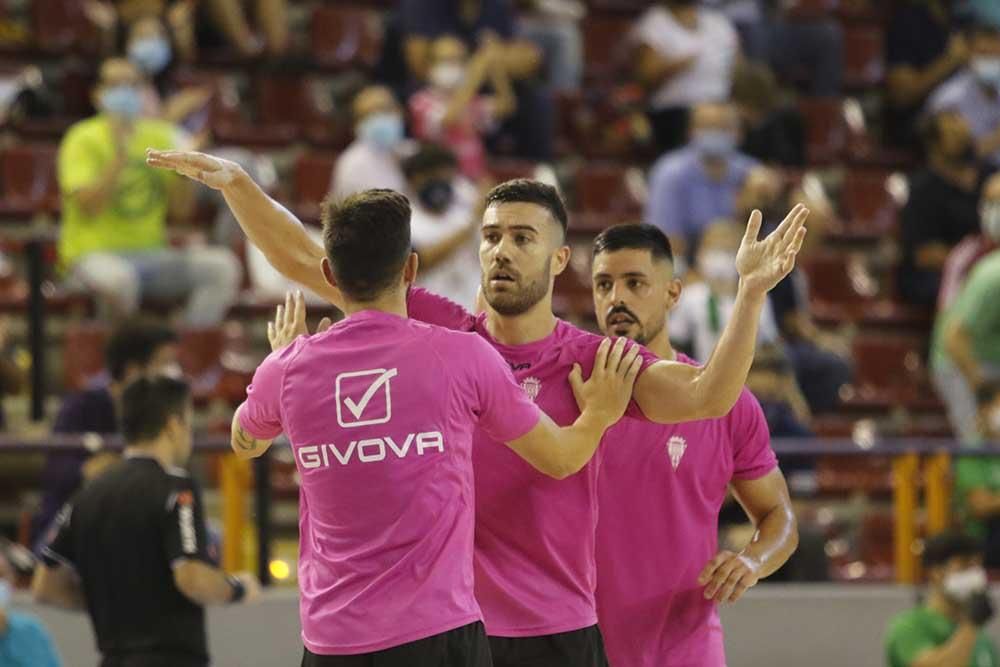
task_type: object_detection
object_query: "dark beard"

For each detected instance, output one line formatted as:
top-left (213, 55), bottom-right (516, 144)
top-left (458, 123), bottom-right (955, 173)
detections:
top-left (482, 266), bottom-right (551, 316)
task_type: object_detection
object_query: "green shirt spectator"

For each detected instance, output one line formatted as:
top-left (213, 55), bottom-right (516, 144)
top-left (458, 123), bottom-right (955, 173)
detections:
top-left (955, 457), bottom-right (1000, 540)
top-left (887, 606), bottom-right (998, 667)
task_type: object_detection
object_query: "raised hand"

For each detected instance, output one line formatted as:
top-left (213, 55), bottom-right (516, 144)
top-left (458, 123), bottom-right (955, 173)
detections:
top-left (145, 149), bottom-right (245, 191)
top-left (735, 204), bottom-right (809, 296)
top-left (266, 291), bottom-right (332, 352)
top-left (569, 338), bottom-right (643, 427)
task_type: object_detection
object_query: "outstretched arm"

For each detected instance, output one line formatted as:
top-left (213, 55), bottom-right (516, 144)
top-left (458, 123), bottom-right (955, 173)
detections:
top-left (146, 149), bottom-right (341, 307)
top-left (634, 205), bottom-right (810, 422)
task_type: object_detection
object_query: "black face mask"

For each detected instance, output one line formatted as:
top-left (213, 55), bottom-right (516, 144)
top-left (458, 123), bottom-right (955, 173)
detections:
top-left (418, 179), bottom-right (454, 212)
top-left (955, 142), bottom-right (978, 166)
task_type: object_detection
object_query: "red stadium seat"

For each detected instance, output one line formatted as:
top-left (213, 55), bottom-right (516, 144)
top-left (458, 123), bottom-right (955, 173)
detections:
top-left (293, 152), bottom-right (337, 223)
top-left (256, 73), bottom-right (339, 145)
top-left (840, 168), bottom-right (900, 237)
top-left (32, 0), bottom-right (97, 54)
top-left (843, 23), bottom-right (885, 88)
top-left (799, 98), bottom-right (848, 165)
top-left (816, 455), bottom-right (892, 494)
top-left (0, 144), bottom-right (59, 218)
top-left (489, 159), bottom-right (538, 184)
top-left (310, 6), bottom-right (383, 70)
top-left (582, 14), bottom-right (634, 81)
top-left (62, 322), bottom-right (109, 391)
top-left (847, 334), bottom-right (939, 408)
top-left (575, 163), bottom-right (641, 216)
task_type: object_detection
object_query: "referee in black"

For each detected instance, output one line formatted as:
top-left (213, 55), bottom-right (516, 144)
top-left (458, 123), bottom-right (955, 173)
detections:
top-left (32, 376), bottom-right (260, 667)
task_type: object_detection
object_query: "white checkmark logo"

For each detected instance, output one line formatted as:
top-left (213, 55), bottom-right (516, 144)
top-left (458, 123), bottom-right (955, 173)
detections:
top-left (335, 368), bottom-right (398, 428)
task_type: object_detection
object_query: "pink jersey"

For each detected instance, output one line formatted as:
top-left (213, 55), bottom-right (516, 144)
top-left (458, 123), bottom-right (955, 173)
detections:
top-left (238, 310), bottom-right (542, 655)
top-left (595, 353), bottom-right (777, 667)
top-left (407, 288), bottom-right (659, 637)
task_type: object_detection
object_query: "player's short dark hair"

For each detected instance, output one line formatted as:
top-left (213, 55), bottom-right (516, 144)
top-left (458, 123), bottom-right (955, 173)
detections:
top-left (592, 223), bottom-right (674, 263)
top-left (105, 319), bottom-right (177, 382)
top-left (401, 143), bottom-right (457, 181)
top-left (321, 189), bottom-right (412, 302)
top-left (120, 376), bottom-right (190, 444)
top-left (922, 531), bottom-right (983, 569)
top-left (485, 179), bottom-right (568, 236)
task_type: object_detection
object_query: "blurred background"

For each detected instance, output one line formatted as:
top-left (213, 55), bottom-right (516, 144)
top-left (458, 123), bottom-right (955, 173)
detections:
top-left (1, 0), bottom-right (1000, 665)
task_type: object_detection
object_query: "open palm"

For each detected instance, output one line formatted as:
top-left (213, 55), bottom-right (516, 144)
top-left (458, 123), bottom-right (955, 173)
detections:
top-left (735, 203), bottom-right (809, 294)
top-left (145, 149), bottom-right (243, 191)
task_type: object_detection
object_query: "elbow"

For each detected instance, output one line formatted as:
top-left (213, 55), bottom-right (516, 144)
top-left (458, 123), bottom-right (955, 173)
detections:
top-left (173, 563), bottom-right (209, 605)
top-left (543, 459), bottom-right (580, 481)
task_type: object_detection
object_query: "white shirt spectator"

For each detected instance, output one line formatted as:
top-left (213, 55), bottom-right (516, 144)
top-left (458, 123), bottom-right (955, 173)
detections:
top-left (669, 280), bottom-right (779, 362)
top-left (329, 140), bottom-right (408, 201)
top-left (631, 6), bottom-right (739, 111)
top-left (409, 178), bottom-right (481, 310)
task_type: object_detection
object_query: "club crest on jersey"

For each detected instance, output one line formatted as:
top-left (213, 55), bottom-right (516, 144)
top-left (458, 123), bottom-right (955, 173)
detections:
top-left (667, 436), bottom-right (687, 470)
top-left (521, 377), bottom-right (541, 401)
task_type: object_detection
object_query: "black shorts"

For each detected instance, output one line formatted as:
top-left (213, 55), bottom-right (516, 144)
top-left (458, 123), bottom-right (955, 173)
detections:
top-left (301, 622), bottom-right (491, 667)
top-left (488, 625), bottom-right (609, 667)
top-left (100, 653), bottom-right (208, 667)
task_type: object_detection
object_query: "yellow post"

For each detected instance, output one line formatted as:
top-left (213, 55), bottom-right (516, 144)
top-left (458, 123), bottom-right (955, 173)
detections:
top-left (925, 451), bottom-right (952, 535)
top-left (893, 453), bottom-right (920, 585)
top-left (219, 454), bottom-right (249, 572)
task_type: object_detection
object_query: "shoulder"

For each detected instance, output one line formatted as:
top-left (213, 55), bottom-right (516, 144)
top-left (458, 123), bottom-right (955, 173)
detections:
top-left (968, 249), bottom-right (1000, 283)
top-left (733, 152), bottom-right (760, 174)
top-left (886, 608), bottom-right (925, 638)
top-left (138, 118), bottom-right (181, 144)
top-left (930, 71), bottom-right (975, 107)
top-left (650, 149), bottom-right (695, 181)
top-left (61, 116), bottom-right (104, 145)
top-left (700, 8), bottom-right (736, 35)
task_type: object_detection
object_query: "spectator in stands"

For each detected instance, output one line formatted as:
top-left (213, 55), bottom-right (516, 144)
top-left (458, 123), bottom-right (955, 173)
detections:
top-left (629, 0), bottom-right (739, 154)
top-left (32, 319), bottom-right (178, 550)
top-left (87, 0), bottom-right (197, 62)
top-left (745, 343), bottom-right (813, 438)
top-left (929, 19), bottom-right (1000, 167)
top-left (399, 0), bottom-right (555, 163)
top-left (931, 248), bottom-right (1000, 445)
top-left (885, 532), bottom-right (997, 667)
top-left (197, 0), bottom-right (288, 57)
top-left (886, 0), bottom-right (970, 151)
top-left (939, 172), bottom-right (1000, 311)
top-left (126, 16), bottom-right (212, 133)
top-left (669, 220), bottom-right (780, 362)
top-left (330, 86), bottom-right (409, 201)
top-left (731, 60), bottom-right (806, 168)
top-left (646, 102), bottom-right (758, 259)
top-left (0, 317), bottom-right (25, 433)
top-left (954, 382), bottom-right (1000, 568)
top-left (899, 110), bottom-right (984, 307)
top-left (409, 35), bottom-right (516, 182)
top-left (58, 59), bottom-right (241, 325)
top-left (737, 166), bottom-right (851, 413)
top-left (0, 546), bottom-right (61, 667)
top-left (516, 0), bottom-right (584, 92)
top-left (402, 144), bottom-right (481, 310)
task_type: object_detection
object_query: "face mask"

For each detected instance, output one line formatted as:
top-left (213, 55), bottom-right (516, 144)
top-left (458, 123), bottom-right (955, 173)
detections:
top-left (129, 37), bottom-right (172, 75)
top-left (101, 85), bottom-right (143, 119)
top-left (699, 250), bottom-right (739, 285)
top-left (430, 62), bottom-right (465, 90)
top-left (418, 178), bottom-right (454, 212)
top-left (982, 203), bottom-right (1000, 242)
top-left (693, 130), bottom-right (737, 159)
top-left (972, 56), bottom-right (1000, 87)
top-left (0, 580), bottom-right (9, 610)
top-left (159, 362), bottom-right (184, 380)
top-left (357, 112), bottom-right (404, 151)
top-left (943, 566), bottom-right (988, 602)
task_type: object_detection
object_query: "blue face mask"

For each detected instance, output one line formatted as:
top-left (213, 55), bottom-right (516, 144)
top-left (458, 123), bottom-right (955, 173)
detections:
top-left (129, 37), bottom-right (172, 75)
top-left (0, 580), bottom-right (9, 610)
top-left (101, 85), bottom-right (143, 119)
top-left (693, 130), bottom-right (737, 158)
top-left (357, 112), bottom-right (404, 151)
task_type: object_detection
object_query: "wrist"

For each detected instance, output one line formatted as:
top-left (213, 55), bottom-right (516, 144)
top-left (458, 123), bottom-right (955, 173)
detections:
top-left (736, 280), bottom-right (769, 304)
top-left (577, 407), bottom-right (614, 433)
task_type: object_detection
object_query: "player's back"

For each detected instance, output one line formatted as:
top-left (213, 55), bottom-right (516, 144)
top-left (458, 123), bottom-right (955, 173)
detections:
top-left (255, 310), bottom-right (536, 655)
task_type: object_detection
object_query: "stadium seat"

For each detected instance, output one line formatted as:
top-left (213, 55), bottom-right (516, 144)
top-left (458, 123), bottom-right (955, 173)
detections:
top-left (582, 14), bottom-right (634, 81)
top-left (62, 322), bottom-right (109, 391)
top-left (839, 168), bottom-right (899, 238)
top-left (489, 158), bottom-right (538, 184)
top-left (32, 0), bottom-right (96, 54)
top-left (0, 144), bottom-right (59, 218)
top-left (799, 98), bottom-right (848, 165)
top-left (843, 22), bottom-right (885, 90)
top-left (816, 455), bottom-right (893, 494)
top-left (847, 334), bottom-right (938, 408)
top-left (575, 163), bottom-right (642, 216)
top-left (293, 152), bottom-right (337, 223)
top-left (310, 6), bottom-right (383, 71)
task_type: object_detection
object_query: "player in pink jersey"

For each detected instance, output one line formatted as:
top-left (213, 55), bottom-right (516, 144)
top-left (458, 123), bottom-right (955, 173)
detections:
top-left (591, 223), bottom-right (799, 667)
top-left (146, 149), bottom-right (808, 667)
top-left (226, 189), bottom-right (644, 666)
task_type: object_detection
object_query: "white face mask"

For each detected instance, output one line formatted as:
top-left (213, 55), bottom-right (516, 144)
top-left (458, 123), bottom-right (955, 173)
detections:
top-left (430, 62), bottom-right (465, 90)
top-left (0, 579), bottom-right (9, 610)
top-left (982, 202), bottom-right (1000, 242)
top-left (699, 250), bottom-right (739, 285)
top-left (943, 566), bottom-right (988, 601)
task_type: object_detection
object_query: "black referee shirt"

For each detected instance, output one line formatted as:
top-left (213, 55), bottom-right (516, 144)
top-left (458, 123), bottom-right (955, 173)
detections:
top-left (41, 454), bottom-right (213, 666)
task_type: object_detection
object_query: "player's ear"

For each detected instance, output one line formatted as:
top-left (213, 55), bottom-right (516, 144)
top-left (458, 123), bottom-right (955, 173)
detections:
top-left (402, 252), bottom-right (419, 285)
top-left (665, 278), bottom-right (683, 310)
top-left (321, 257), bottom-right (338, 290)
top-left (551, 244), bottom-right (571, 277)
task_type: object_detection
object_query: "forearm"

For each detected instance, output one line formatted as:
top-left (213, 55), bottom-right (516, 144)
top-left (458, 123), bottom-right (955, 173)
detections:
top-left (945, 323), bottom-right (983, 387)
top-left (222, 171), bottom-right (342, 307)
top-left (912, 624), bottom-right (978, 667)
top-left (509, 411), bottom-right (609, 479)
top-left (738, 504), bottom-right (798, 579)
top-left (231, 404), bottom-right (273, 460)
top-left (967, 489), bottom-right (1000, 520)
top-left (74, 158), bottom-right (126, 215)
top-left (489, 63), bottom-right (517, 118)
top-left (174, 560), bottom-right (240, 606)
top-left (31, 569), bottom-right (86, 611)
top-left (889, 57), bottom-right (959, 107)
top-left (417, 227), bottom-right (473, 270)
top-left (442, 58), bottom-right (491, 126)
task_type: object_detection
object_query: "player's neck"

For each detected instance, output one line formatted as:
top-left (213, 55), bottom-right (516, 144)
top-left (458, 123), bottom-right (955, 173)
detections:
top-left (484, 297), bottom-right (558, 346)
top-left (645, 328), bottom-right (676, 361)
top-left (926, 590), bottom-right (962, 622)
top-left (124, 439), bottom-right (176, 471)
top-left (342, 291), bottom-right (409, 319)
